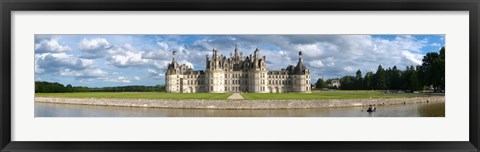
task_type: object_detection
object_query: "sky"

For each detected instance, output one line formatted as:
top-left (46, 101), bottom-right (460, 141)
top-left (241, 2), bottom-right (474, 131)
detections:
top-left (34, 35), bottom-right (445, 87)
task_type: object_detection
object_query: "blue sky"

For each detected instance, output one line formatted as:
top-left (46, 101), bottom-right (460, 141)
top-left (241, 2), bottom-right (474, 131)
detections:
top-left (34, 35), bottom-right (445, 87)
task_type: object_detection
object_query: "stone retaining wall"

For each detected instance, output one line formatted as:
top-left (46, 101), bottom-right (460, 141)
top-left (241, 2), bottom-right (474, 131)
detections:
top-left (35, 96), bottom-right (444, 110)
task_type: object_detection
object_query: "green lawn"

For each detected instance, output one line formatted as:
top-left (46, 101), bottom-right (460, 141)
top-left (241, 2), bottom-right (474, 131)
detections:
top-left (35, 92), bottom-right (232, 100)
top-left (35, 90), bottom-right (436, 100)
top-left (241, 90), bottom-right (432, 100)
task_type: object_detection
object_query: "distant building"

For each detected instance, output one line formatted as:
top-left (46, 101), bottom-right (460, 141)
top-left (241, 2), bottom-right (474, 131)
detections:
top-left (165, 46), bottom-right (311, 93)
top-left (328, 79), bottom-right (341, 88)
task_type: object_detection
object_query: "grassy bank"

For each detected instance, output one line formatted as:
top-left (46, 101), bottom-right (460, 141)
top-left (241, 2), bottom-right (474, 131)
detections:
top-left (241, 90), bottom-right (433, 100)
top-left (35, 92), bottom-right (231, 100)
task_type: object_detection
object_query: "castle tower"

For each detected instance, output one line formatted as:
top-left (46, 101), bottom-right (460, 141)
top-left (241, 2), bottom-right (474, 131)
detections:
top-left (205, 48), bottom-right (226, 93)
top-left (291, 50), bottom-right (310, 92)
top-left (165, 50), bottom-right (180, 93)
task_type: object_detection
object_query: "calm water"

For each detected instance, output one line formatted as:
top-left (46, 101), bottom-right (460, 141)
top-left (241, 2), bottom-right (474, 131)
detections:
top-left (35, 102), bottom-right (445, 117)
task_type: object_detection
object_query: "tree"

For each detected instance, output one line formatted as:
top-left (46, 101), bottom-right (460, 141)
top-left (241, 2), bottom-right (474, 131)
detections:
top-left (315, 78), bottom-right (327, 89)
top-left (340, 76), bottom-right (355, 90)
top-left (355, 69), bottom-right (363, 90)
top-left (364, 71), bottom-right (374, 90)
top-left (388, 66), bottom-right (401, 90)
top-left (418, 47), bottom-right (445, 92)
top-left (439, 47), bottom-right (445, 91)
top-left (66, 84), bottom-right (73, 92)
top-left (374, 65), bottom-right (387, 90)
top-left (35, 81), bottom-right (66, 93)
top-left (400, 65), bottom-right (419, 92)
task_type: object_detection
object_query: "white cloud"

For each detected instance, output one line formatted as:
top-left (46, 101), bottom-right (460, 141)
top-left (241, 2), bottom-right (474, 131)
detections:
top-left (107, 50), bottom-right (149, 67)
top-left (309, 60), bottom-right (325, 68)
top-left (59, 68), bottom-right (107, 78)
top-left (431, 43), bottom-right (441, 47)
top-left (147, 69), bottom-right (165, 79)
top-left (35, 39), bottom-right (71, 53)
top-left (35, 53), bottom-right (94, 73)
top-left (35, 52), bottom-right (107, 81)
top-left (402, 51), bottom-right (423, 65)
top-left (79, 38), bottom-right (110, 52)
top-left (78, 38), bottom-right (112, 58)
top-left (343, 66), bottom-right (355, 72)
top-left (142, 50), bottom-right (172, 60)
top-left (157, 41), bottom-right (169, 50)
top-left (102, 76), bottom-right (131, 83)
top-left (296, 43), bottom-right (324, 58)
top-left (134, 76), bottom-right (141, 81)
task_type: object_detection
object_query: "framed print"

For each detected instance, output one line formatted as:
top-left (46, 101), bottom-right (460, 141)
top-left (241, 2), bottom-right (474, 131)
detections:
top-left (1, 0), bottom-right (479, 151)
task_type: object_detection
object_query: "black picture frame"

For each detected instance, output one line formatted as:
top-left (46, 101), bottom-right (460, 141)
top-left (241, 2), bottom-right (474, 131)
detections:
top-left (1, 0), bottom-right (479, 151)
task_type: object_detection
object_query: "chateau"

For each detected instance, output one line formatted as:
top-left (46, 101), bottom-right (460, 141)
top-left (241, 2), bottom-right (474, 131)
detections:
top-left (165, 46), bottom-right (311, 93)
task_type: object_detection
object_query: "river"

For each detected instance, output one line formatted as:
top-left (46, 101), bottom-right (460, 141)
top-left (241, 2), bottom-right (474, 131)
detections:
top-left (35, 102), bottom-right (444, 117)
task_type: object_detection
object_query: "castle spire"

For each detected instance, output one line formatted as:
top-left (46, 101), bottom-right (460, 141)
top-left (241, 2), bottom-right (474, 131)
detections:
top-left (172, 50), bottom-right (177, 62)
top-left (213, 48), bottom-right (218, 58)
top-left (234, 45), bottom-right (239, 57)
top-left (170, 50), bottom-right (178, 69)
top-left (294, 50), bottom-right (306, 74)
top-left (299, 50), bottom-right (303, 62)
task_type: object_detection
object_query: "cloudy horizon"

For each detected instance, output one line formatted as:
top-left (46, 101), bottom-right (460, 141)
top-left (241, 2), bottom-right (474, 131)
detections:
top-left (34, 34), bottom-right (445, 87)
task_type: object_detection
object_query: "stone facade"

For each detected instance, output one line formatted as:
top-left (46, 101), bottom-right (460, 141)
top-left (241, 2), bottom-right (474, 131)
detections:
top-left (165, 46), bottom-right (311, 93)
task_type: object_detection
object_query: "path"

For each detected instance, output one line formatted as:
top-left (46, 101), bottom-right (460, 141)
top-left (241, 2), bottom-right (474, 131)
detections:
top-left (227, 93), bottom-right (244, 100)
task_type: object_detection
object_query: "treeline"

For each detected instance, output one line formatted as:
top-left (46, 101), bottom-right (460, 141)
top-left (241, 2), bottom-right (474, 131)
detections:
top-left (89, 85), bottom-right (165, 92)
top-left (316, 47), bottom-right (445, 92)
top-left (35, 81), bottom-right (165, 93)
top-left (35, 81), bottom-right (89, 93)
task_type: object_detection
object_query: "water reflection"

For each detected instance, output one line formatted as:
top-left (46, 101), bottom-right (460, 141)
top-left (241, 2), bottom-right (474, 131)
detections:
top-left (35, 102), bottom-right (445, 117)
